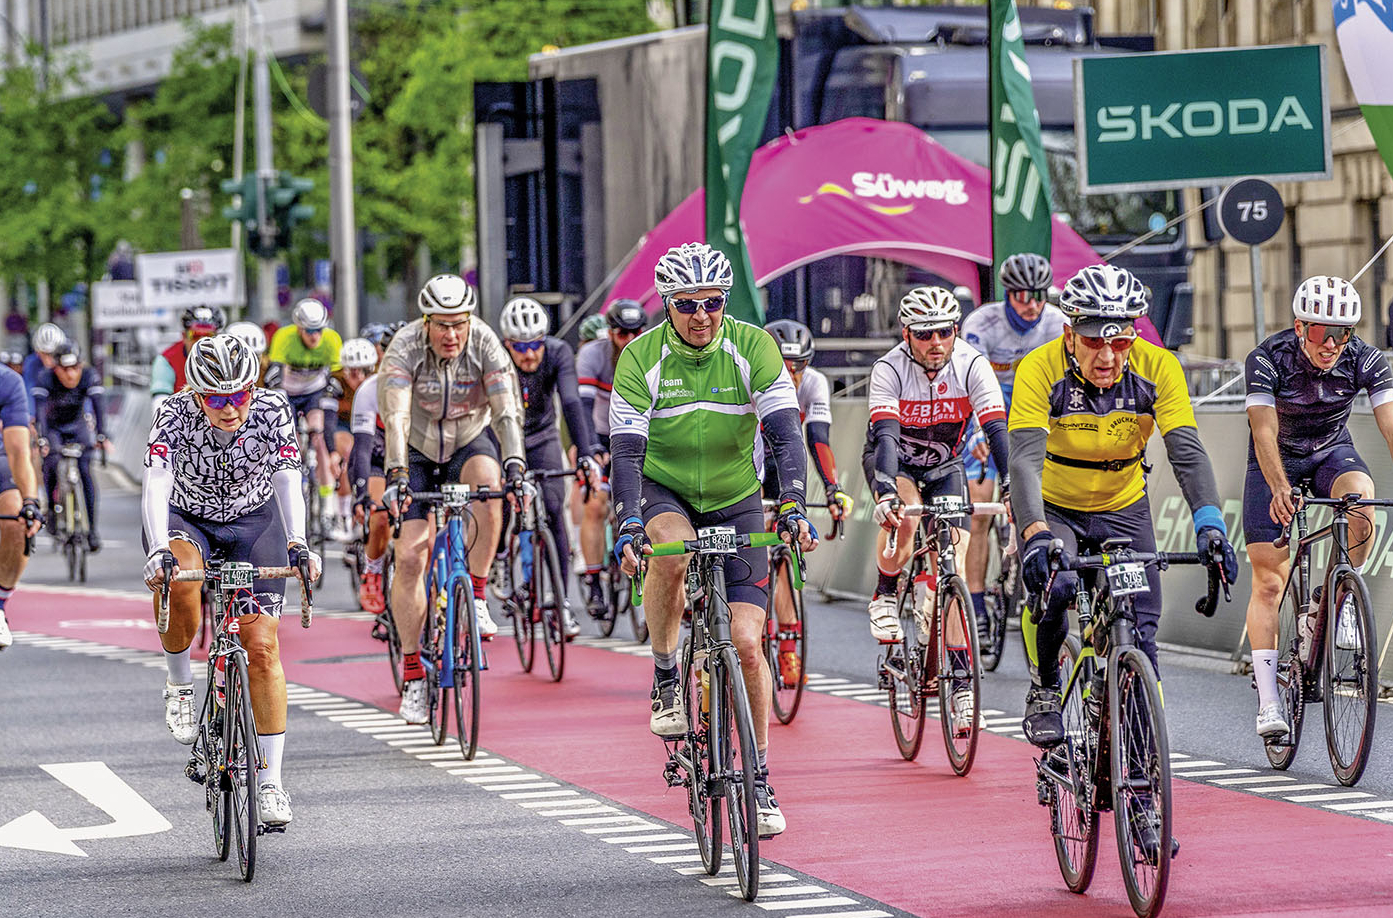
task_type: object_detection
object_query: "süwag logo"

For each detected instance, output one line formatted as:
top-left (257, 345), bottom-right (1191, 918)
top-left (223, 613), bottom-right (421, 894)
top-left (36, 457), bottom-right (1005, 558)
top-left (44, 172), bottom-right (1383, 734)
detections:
top-left (1095, 97), bottom-right (1314, 143)
top-left (798, 172), bottom-right (969, 216)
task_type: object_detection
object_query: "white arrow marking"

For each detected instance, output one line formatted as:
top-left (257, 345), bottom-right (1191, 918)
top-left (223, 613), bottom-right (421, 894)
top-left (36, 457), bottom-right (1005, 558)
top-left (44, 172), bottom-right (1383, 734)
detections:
top-left (0, 762), bottom-right (173, 857)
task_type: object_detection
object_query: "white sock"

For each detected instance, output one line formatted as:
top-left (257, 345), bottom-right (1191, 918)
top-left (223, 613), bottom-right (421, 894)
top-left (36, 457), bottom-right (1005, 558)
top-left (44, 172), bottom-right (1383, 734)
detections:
top-left (1253, 649), bottom-right (1280, 710)
top-left (258, 732), bottom-right (285, 788)
top-left (365, 554), bottom-right (384, 574)
top-left (338, 494), bottom-right (351, 517)
top-left (164, 647), bottom-right (193, 685)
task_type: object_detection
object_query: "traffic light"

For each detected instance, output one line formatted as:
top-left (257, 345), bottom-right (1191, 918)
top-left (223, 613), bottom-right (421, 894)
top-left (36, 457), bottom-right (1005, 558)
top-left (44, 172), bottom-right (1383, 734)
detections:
top-left (219, 172), bottom-right (314, 258)
top-left (220, 173), bottom-right (260, 231)
top-left (269, 172), bottom-right (315, 237)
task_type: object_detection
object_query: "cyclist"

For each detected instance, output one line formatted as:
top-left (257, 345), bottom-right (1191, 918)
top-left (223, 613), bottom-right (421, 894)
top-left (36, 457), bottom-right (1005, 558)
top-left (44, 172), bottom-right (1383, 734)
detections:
top-left (611, 242), bottom-right (816, 838)
top-left (329, 338), bottom-right (378, 541)
top-left (496, 296), bottom-right (603, 639)
top-left (960, 253), bottom-right (1067, 645)
top-left (1008, 264), bottom-right (1235, 857)
top-left (348, 327), bottom-right (402, 615)
top-left (1243, 276), bottom-right (1393, 739)
top-left (0, 359), bottom-right (43, 650)
top-left (762, 318), bottom-right (852, 686)
top-left (576, 299), bottom-right (647, 618)
top-left (33, 343), bottom-right (107, 552)
top-left (265, 299), bottom-right (343, 535)
top-left (151, 306), bottom-right (225, 408)
top-left (23, 323), bottom-right (67, 417)
top-left (142, 334), bottom-right (321, 828)
top-left (864, 286), bottom-right (1007, 735)
top-left (379, 275), bottom-right (526, 724)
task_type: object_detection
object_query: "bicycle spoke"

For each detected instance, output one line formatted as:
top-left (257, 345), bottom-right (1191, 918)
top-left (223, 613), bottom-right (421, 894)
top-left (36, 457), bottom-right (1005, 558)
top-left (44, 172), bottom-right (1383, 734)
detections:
top-left (1112, 651), bottom-right (1171, 918)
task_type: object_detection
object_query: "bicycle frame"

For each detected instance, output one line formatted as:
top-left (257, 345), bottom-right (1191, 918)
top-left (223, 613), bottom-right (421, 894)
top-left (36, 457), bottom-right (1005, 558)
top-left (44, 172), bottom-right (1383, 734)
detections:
top-left (423, 494), bottom-right (478, 694)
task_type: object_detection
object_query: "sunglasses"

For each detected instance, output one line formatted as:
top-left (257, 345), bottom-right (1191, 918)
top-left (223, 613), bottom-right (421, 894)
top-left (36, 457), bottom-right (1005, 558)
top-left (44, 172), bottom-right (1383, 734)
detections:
top-left (201, 390), bottom-right (252, 410)
top-left (668, 295), bottom-right (727, 315)
top-left (508, 339), bottom-right (545, 353)
top-left (1013, 289), bottom-right (1050, 303)
top-left (611, 327), bottom-right (641, 339)
top-left (909, 326), bottom-right (955, 341)
top-left (1076, 334), bottom-right (1136, 353)
top-left (784, 359), bottom-right (809, 373)
top-left (430, 317), bottom-right (470, 331)
top-left (1302, 322), bottom-right (1353, 346)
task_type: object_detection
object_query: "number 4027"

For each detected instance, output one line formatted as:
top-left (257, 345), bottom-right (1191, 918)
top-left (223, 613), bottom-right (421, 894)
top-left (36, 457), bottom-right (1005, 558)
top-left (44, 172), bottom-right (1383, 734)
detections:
top-left (1237, 200), bottom-right (1268, 221)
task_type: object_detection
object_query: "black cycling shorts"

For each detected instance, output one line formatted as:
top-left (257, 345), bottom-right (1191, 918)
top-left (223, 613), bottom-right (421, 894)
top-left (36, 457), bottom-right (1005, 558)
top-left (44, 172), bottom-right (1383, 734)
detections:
top-left (145, 501), bottom-right (289, 619)
top-left (640, 477), bottom-right (768, 608)
top-left (860, 453), bottom-right (967, 509)
top-left (1243, 440), bottom-right (1370, 545)
top-left (403, 428), bottom-right (501, 523)
top-left (287, 389), bottom-right (329, 421)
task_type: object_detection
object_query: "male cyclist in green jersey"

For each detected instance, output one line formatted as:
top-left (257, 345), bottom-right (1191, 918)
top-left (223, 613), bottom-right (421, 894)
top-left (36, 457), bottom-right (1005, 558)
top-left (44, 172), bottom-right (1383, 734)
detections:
top-left (610, 242), bottom-right (816, 839)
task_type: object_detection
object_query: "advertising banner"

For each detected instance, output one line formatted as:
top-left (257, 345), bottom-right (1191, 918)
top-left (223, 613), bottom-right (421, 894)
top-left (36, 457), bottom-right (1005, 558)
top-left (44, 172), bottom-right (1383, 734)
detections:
top-left (136, 248), bottom-right (239, 312)
top-left (91, 281), bottom-right (169, 329)
top-left (1334, 0), bottom-right (1393, 178)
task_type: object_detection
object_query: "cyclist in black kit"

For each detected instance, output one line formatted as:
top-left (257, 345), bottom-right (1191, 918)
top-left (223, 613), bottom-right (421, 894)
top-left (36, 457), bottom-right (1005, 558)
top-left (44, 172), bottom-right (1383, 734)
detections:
top-left (33, 343), bottom-right (106, 552)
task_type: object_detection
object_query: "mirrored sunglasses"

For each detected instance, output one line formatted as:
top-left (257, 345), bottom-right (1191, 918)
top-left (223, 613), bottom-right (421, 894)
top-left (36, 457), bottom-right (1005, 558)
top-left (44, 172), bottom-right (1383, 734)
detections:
top-left (1302, 322), bottom-right (1353, 346)
top-left (1077, 334), bottom-right (1136, 353)
top-left (508, 339), bottom-right (545, 352)
top-left (910, 325), bottom-right (955, 341)
top-left (202, 390), bottom-right (252, 410)
top-left (668, 294), bottom-right (727, 315)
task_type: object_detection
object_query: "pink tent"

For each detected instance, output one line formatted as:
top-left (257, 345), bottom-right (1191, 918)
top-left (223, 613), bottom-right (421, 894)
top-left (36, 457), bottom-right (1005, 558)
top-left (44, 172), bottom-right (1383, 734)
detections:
top-left (610, 116), bottom-right (1106, 314)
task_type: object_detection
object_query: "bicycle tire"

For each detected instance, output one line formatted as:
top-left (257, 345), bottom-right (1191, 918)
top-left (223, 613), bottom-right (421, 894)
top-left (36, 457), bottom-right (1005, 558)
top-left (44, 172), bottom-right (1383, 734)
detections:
top-left (452, 578), bottom-right (482, 760)
top-left (682, 637), bottom-right (720, 875)
top-left (888, 573), bottom-right (928, 761)
top-left (64, 539), bottom-right (77, 581)
top-left (598, 560), bottom-right (621, 637)
top-left (383, 550), bottom-right (404, 695)
top-left (768, 554), bottom-right (807, 725)
top-left (424, 586), bottom-right (448, 746)
top-left (509, 535), bottom-right (536, 673)
top-left (980, 530), bottom-right (1009, 672)
top-left (208, 691), bottom-right (231, 863)
top-left (1047, 635), bottom-right (1098, 893)
top-left (226, 651), bottom-right (259, 882)
top-left (1264, 576), bottom-right (1306, 770)
top-left (535, 528), bottom-right (567, 682)
top-left (1323, 570), bottom-right (1377, 786)
top-left (630, 590), bottom-right (649, 643)
top-left (937, 575), bottom-right (980, 776)
top-left (1110, 647), bottom-right (1171, 918)
top-left (716, 645), bottom-right (760, 901)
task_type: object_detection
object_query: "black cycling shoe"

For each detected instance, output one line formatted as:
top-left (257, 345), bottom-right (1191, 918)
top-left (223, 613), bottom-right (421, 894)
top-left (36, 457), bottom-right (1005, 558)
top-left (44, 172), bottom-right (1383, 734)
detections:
top-left (86, 531), bottom-right (102, 554)
top-left (584, 575), bottom-right (607, 619)
top-left (1130, 802), bottom-right (1179, 864)
top-left (1023, 684), bottom-right (1065, 747)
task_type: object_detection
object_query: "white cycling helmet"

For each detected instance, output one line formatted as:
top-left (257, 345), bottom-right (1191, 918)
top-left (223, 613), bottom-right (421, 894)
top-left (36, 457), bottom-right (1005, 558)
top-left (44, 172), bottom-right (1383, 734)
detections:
top-left (418, 274), bottom-right (477, 316)
top-left (339, 337), bottom-right (378, 370)
top-left (185, 334), bottom-right (259, 395)
top-left (899, 287), bottom-right (961, 328)
top-left (291, 298), bottom-right (330, 331)
top-left (1058, 264), bottom-right (1150, 323)
top-left (225, 321), bottom-right (267, 357)
top-left (653, 242), bottom-right (734, 297)
top-left (1292, 275), bottom-right (1361, 326)
top-left (32, 323), bottom-right (65, 354)
top-left (499, 296), bottom-right (549, 341)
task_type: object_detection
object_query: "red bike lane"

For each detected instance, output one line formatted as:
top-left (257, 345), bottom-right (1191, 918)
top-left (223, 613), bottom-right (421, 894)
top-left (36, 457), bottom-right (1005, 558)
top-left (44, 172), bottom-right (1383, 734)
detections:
top-left (16, 586), bottom-right (1393, 917)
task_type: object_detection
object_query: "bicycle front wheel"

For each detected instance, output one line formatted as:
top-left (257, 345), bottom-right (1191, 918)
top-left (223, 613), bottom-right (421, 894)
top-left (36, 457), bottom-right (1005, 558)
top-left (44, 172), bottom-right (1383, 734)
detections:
top-left (534, 528), bottom-right (567, 682)
top-left (682, 638), bottom-right (720, 874)
top-left (1110, 647), bottom-right (1171, 918)
top-left (1323, 571), bottom-right (1377, 786)
top-left (937, 575), bottom-right (980, 776)
top-left (208, 694), bottom-right (231, 862)
top-left (1265, 576), bottom-right (1306, 770)
top-left (888, 581), bottom-right (927, 761)
top-left (768, 554), bottom-right (807, 725)
top-left (225, 651), bottom-right (259, 882)
top-left (1048, 636), bottom-right (1098, 893)
top-left (715, 645), bottom-right (760, 901)
top-left (423, 592), bottom-right (448, 746)
top-left (452, 579), bottom-right (482, 760)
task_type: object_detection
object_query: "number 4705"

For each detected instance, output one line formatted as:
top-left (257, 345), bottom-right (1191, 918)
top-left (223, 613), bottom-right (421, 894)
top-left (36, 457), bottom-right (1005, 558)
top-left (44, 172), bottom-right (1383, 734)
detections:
top-left (1238, 200), bottom-right (1268, 221)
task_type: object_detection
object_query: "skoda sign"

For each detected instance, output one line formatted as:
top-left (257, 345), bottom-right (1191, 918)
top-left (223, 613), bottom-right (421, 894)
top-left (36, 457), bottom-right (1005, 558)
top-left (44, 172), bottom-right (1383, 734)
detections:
top-left (1074, 45), bottom-right (1330, 193)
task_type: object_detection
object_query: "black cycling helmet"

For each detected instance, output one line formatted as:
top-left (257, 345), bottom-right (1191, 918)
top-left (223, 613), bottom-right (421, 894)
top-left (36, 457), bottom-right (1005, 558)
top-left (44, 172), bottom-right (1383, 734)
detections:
top-left (182, 305), bottom-right (226, 333)
top-left (764, 319), bottom-right (814, 362)
top-left (606, 299), bottom-right (647, 332)
top-left (381, 320), bottom-right (409, 350)
top-left (998, 253), bottom-right (1053, 294)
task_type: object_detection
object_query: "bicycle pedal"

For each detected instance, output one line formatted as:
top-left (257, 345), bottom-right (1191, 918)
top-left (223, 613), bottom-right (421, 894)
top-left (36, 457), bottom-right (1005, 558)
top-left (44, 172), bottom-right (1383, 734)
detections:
top-left (257, 824), bottom-right (287, 836)
top-left (183, 758), bottom-right (205, 785)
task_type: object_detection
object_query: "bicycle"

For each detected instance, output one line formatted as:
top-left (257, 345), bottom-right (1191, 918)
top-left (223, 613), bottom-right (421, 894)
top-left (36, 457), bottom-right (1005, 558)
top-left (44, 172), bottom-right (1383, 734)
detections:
top-left (157, 554), bottom-right (314, 882)
top-left (639, 526), bottom-right (803, 903)
top-left (1032, 538), bottom-right (1226, 918)
top-left (50, 442), bottom-right (98, 582)
top-left (589, 495), bottom-right (647, 643)
top-left (295, 417), bottom-right (326, 585)
top-left (759, 500), bottom-right (843, 725)
top-left (878, 496), bottom-right (1004, 774)
top-left (501, 468), bottom-right (575, 682)
top-left (980, 506), bottom-right (1021, 672)
top-left (355, 503), bottom-right (403, 695)
top-left (1265, 488), bottom-right (1390, 785)
top-left (392, 483), bottom-right (509, 760)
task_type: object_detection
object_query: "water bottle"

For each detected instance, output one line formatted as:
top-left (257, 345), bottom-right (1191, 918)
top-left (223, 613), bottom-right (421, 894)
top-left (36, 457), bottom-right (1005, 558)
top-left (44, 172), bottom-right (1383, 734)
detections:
top-left (519, 531), bottom-right (534, 583)
top-left (214, 655), bottom-right (226, 707)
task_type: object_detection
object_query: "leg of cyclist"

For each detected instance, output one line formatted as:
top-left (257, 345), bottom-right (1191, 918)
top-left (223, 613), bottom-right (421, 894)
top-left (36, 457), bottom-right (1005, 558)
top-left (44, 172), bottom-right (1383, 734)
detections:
top-left (530, 439), bottom-right (579, 638)
top-left (642, 506), bottom-right (695, 737)
top-left (40, 446), bottom-right (58, 531)
top-left (459, 451), bottom-right (502, 640)
top-left (306, 406), bottom-right (335, 529)
top-left (1243, 456), bottom-right (1292, 738)
top-left (965, 470), bottom-right (994, 644)
top-left (358, 476), bottom-right (389, 612)
top-left (151, 531), bottom-right (205, 745)
top-left (866, 474), bottom-right (920, 642)
top-left (0, 486), bottom-right (26, 648)
top-left (391, 518), bottom-right (434, 722)
top-left (64, 424), bottom-right (99, 552)
top-left (1329, 468), bottom-right (1376, 568)
top-left (332, 429), bottom-right (355, 541)
top-left (579, 477), bottom-right (609, 617)
top-left (1021, 509), bottom-right (1079, 748)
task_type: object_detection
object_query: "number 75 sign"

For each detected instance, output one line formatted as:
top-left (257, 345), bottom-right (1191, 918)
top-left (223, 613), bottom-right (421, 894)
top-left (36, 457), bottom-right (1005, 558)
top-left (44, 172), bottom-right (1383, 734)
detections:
top-left (1217, 177), bottom-right (1284, 246)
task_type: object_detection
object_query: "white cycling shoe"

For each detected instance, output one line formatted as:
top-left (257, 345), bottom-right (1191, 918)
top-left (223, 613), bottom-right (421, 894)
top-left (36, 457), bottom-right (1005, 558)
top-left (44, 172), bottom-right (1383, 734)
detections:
top-left (257, 782), bottom-right (293, 827)
top-left (399, 678), bottom-right (429, 725)
top-left (163, 680), bottom-right (198, 745)
top-left (951, 688), bottom-right (976, 738)
top-left (1256, 702), bottom-right (1290, 740)
top-left (474, 598), bottom-right (498, 640)
top-left (0, 608), bottom-right (11, 649)
top-left (867, 595), bottom-right (901, 643)
top-left (562, 602), bottom-right (581, 640)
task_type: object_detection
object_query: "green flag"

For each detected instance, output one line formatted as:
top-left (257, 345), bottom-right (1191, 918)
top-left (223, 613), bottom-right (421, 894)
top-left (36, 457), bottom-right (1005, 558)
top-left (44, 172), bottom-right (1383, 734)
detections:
top-left (1334, 1), bottom-right (1393, 178)
top-left (705, 0), bottom-right (777, 323)
top-left (990, 0), bottom-right (1053, 300)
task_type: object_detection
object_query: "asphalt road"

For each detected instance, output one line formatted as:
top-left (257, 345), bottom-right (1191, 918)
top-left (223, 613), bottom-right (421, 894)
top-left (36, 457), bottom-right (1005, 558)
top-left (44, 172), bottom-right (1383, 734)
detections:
top-left (4, 471), bottom-right (1393, 917)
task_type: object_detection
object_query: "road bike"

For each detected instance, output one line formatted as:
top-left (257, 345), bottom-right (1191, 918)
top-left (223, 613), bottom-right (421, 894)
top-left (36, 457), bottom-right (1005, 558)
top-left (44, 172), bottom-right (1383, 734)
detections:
top-left (157, 555), bottom-right (313, 882)
top-left (980, 505), bottom-right (1021, 672)
top-left (1033, 539), bottom-right (1225, 918)
top-left (501, 468), bottom-right (574, 682)
top-left (1265, 488), bottom-right (1390, 785)
top-left (50, 442), bottom-right (98, 582)
top-left (878, 496), bottom-right (1003, 774)
top-left (295, 417), bottom-right (326, 586)
top-left (590, 498), bottom-right (646, 642)
top-left (356, 506), bottom-right (402, 694)
top-left (640, 527), bottom-right (801, 902)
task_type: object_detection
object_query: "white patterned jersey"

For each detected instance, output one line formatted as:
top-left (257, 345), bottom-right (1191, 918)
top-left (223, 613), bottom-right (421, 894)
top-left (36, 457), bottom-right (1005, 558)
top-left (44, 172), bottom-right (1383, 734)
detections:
top-left (960, 301), bottom-right (1067, 407)
top-left (796, 366), bottom-right (833, 425)
top-left (145, 389), bottom-right (302, 521)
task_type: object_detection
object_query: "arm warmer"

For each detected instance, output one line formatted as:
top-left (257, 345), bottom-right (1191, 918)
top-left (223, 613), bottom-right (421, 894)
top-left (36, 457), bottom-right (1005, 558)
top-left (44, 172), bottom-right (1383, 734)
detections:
top-left (1162, 426), bottom-right (1222, 515)
top-left (1008, 427), bottom-right (1048, 530)
top-left (870, 417), bottom-right (901, 498)
top-left (608, 432), bottom-right (648, 526)
top-left (805, 420), bottom-right (839, 494)
top-left (580, 393), bottom-right (596, 433)
top-left (142, 466), bottom-right (175, 553)
top-left (982, 418), bottom-right (1010, 482)
top-left (349, 432), bottom-right (374, 502)
top-left (272, 468), bottom-right (307, 546)
top-left (89, 385), bottom-right (107, 438)
top-left (31, 389), bottom-right (48, 440)
top-left (762, 406), bottom-right (808, 508)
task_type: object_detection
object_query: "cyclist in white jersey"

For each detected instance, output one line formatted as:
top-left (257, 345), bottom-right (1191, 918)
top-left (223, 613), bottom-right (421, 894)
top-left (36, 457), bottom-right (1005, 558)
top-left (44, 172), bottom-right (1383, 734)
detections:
top-left (959, 253), bottom-right (1065, 643)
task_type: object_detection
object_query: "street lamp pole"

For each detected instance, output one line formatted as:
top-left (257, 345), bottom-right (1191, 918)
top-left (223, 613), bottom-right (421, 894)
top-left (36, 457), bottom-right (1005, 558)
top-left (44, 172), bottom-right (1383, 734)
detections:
top-left (248, 0), bottom-right (278, 323)
top-left (327, 0), bottom-right (358, 333)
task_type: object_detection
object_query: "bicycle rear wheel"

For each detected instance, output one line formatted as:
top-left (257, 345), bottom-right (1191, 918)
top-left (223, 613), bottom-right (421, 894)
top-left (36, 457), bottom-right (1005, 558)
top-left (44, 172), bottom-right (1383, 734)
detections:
top-left (937, 575), bottom-right (980, 776)
top-left (1323, 571), bottom-right (1377, 786)
top-left (1047, 636), bottom-right (1098, 893)
top-left (888, 580), bottom-right (927, 761)
top-left (767, 555), bottom-right (807, 725)
top-left (1265, 577), bottom-right (1306, 770)
top-left (716, 645), bottom-right (760, 901)
top-left (382, 548), bottom-right (404, 695)
top-left (598, 559), bottom-right (622, 637)
top-left (225, 651), bottom-right (259, 882)
top-left (1110, 647), bottom-right (1171, 918)
top-left (452, 579), bottom-right (482, 760)
top-left (682, 638), bottom-right (721, 875)
top-left (508, 535), bottom-right (536, 673)
top-left (534, 528), bottom-right (567, 682)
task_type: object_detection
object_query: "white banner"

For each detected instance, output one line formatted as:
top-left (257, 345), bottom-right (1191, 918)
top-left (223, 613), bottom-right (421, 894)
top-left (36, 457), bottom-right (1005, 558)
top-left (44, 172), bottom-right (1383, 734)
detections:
top-left (90, 281), bottom-right (168, 329)
top-left (136, 248), bottom-right (239, 312)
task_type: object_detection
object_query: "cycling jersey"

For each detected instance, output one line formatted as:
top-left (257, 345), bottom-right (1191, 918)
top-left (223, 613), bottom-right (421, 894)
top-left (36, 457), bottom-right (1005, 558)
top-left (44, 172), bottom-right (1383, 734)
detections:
top-left (576, 338), bottom-right (618, 439)
top-left (517, 336), bottom-right (599, 454)
top-left (348, 372), bottom-right (386, 497)
top-left (763, 366), bottom-right (838, 495)
top-left (267, 326), bottom-right (343, 397)
top-left (33, 367), bottom-right (105, 440)
top-left (150, 340), bottom-right (190, 400)
top-left (1244, 329), bottom-right (1393, 457)
top-left (350, 373), bottom-right (383, 437)
top-left (0, 367), bottom-right (30, 493)
top-left (144, 389), bottom-right (301, 522)
top-left (378, 318), bottom-right (524, 469)
top-left (1009, 336), bottom-right (1193, 514)
top-left (961, 301), bottom-right (1067, 407)
top-left (610, 319), bottom-right (800, 514)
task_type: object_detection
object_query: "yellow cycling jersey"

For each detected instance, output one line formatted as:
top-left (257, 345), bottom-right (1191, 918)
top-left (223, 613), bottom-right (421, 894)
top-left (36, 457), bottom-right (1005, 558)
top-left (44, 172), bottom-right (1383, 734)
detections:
top-left (1009, 336), bottom-right (1196, 513)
